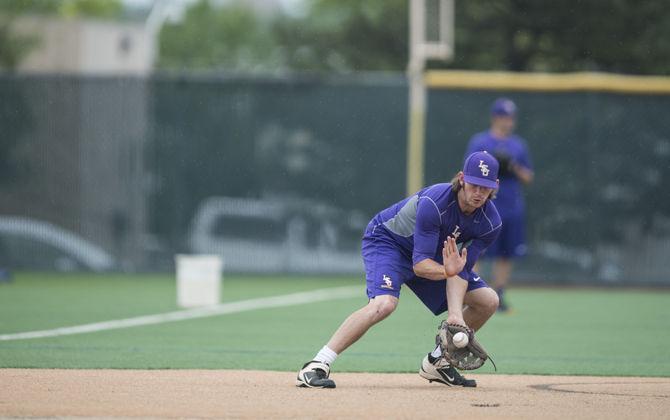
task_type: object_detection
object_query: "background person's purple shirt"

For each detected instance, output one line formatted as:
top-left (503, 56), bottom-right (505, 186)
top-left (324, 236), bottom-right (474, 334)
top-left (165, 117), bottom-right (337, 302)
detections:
top-left (466, 131), bottom-right (533, 216)
top-left (369, 183), bottom-right (501, 281)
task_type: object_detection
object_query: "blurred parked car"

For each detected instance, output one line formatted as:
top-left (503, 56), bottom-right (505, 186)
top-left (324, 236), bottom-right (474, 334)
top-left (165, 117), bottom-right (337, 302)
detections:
top-left (188, 197), bottom-right (367, 273)
top-left (0, 216), bottom-right (117, 272)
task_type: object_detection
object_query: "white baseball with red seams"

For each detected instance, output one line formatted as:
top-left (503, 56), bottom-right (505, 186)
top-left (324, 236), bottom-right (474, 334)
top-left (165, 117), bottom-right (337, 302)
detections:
top-left (453, 331), bottom-right (469, 348)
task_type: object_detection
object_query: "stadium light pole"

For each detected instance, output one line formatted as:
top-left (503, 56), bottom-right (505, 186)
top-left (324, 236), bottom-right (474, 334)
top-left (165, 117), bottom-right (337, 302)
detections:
top-left (407, 0), bottom-right (426, 196)
top-left (406, 0), bottom-right (454, 195)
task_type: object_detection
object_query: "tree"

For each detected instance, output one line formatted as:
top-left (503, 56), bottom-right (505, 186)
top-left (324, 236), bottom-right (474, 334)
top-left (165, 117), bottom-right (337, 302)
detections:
top-left (449, 0), bottom-right (670, 74)
top-left (157, 0), bottom-right (407, 73)
top-left (158, 0), bottom-right (280, 72)
top-left (155, 0), bottom-right (670, 75)
top-left (58, 0), bottom-right (122, 18)
top-left (272, 0), bottom-right (407, 72)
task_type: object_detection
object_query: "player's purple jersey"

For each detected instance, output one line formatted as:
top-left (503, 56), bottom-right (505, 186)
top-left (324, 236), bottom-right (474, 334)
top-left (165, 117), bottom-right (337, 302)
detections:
top-left (368, 183), bottom-right (501, 282)
top-left (465, 131), bottom-right (533, 215)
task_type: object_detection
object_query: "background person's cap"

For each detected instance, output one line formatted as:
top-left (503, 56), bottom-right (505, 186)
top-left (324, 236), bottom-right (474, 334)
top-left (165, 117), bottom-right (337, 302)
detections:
top-left (491, 97), bottom-right (517, 117)
top-left (463, 151), bottom-right (499, 189)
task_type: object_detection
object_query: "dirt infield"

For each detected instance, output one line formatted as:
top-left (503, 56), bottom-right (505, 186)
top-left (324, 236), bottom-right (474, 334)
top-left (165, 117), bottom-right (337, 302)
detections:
top-left (2, 369), bottom-right (669, 419)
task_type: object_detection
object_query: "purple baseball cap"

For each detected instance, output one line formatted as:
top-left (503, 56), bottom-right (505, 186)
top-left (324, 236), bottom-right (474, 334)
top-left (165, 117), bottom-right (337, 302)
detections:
top-left (463, 151), bottom-right (499, 189)
top-left (491, 97), bottom-right (517, 117)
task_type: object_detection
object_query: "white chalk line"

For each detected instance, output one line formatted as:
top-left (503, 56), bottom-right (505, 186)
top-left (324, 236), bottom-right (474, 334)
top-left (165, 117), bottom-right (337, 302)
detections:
top-left (0, 285), bottom-right (362, 341)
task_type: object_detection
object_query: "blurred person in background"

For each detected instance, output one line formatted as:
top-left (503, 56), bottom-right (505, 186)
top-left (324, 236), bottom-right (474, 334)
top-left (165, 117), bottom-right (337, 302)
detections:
top-left (465, 98), bottom-right (534, 313)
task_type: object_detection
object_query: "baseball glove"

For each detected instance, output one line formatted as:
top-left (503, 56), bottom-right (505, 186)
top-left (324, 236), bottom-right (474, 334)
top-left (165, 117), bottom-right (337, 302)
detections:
top-left (436, 320), bottom-right (496, 371)
top-left (492, 151), bottom-right (515, 178)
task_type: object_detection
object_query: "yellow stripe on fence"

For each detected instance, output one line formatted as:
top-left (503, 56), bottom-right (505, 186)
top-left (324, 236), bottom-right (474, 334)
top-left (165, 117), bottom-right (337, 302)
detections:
top-left (425, 70), bottom-right (670, 94)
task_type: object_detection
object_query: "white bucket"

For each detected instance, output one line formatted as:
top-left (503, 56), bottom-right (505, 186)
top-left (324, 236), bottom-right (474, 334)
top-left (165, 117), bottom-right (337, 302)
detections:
top-left (175, 254), bottom-right (223, 308)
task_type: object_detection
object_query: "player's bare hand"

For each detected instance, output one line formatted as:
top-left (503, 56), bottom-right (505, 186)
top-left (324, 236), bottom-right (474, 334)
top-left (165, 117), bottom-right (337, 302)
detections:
top-left (446, 314), bottom-right (467, 328)
top-left (442, 237), bottom-right (467, 278)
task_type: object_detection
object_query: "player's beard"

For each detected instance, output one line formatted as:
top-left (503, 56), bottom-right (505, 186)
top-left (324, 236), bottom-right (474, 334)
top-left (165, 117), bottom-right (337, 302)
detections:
top-left (469, 194), bottom-right (485, 208)
top-left (458, 188), bottom-right (487, 214)
top-left (467, 187), bottom-right (492, 210)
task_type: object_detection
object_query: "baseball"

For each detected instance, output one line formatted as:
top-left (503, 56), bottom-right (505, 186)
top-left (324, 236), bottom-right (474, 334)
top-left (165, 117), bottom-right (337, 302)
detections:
top-left (453, 331), bottom-right (469, 348)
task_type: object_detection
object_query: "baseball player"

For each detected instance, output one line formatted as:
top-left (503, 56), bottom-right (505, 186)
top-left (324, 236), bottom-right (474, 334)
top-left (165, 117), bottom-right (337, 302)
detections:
top-left (465, 98), bottom-right (534, 312)
top-left (297, 151), bottom-right (502, 388)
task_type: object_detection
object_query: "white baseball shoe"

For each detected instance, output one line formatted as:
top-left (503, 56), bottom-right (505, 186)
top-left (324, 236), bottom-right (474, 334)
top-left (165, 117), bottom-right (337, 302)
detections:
top-left (296, 360), bottom-right (336, 388)
top-left (419, 354), bottom-right (476, 387)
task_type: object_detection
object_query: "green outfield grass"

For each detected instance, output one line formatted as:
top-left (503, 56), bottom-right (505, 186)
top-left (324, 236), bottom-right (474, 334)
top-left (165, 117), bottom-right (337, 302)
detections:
top-left (0, 272), bottom-right (669, 376)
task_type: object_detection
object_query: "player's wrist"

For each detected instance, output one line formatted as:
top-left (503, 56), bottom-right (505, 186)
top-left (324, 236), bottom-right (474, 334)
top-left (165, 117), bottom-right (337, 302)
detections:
top-left (446, 314), bottom-right (465, 326)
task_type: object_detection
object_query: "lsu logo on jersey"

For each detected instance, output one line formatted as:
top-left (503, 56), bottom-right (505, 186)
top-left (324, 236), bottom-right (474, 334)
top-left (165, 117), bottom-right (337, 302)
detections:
top-left (479, 160), bottom-right (490, 176)
top-left (381, 274), bottom-right (393, 289)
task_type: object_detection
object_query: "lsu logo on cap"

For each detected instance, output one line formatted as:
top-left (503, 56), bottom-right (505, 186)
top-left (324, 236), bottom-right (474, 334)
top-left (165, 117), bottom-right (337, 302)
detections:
top-left (479, 160), bottom-right (490, 176)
